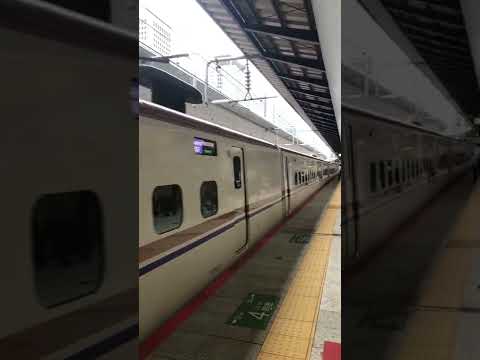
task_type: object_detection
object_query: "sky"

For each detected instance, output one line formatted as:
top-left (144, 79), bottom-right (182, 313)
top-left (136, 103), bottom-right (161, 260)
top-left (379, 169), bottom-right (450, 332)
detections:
top-left (140, 0), bottom-right (335, 158)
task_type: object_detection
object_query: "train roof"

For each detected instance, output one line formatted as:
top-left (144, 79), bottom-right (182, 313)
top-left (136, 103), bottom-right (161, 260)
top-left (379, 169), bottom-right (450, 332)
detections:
top-left (344, 104), bottom-right (474, 145)
top-left (2, 0), bottom-right (137, 58)
top-left (140, 100), bottom-right (336, 164)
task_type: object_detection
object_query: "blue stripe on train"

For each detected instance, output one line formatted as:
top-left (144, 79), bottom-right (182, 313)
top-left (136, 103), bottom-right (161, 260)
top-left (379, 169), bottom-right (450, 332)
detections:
top-left (139, 197), bottom-right (286, 276)
top-left (64, 324), bottom-right (138, 360)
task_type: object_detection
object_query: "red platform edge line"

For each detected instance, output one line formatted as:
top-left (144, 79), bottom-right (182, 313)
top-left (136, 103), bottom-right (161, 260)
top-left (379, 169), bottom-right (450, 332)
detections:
top-left (139, 181), bottom-right (335, 359)
top-left (323, 341), bottom-right (341, 360)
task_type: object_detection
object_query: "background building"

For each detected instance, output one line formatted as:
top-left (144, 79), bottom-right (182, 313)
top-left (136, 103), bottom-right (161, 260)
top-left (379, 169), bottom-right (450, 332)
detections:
top-left (139, 7), bottom-right (172, 56)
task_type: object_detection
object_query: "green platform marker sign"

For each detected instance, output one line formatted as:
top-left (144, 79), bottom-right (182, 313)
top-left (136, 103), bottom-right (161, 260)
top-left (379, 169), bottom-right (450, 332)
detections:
top-left (226, 293), bottom-right (279, 330)
top-left (289, 233), bottom-right (311, 244)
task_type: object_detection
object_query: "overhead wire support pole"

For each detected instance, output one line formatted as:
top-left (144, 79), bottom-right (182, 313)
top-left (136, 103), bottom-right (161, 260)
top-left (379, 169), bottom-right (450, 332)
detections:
top-left (204, 54), bottom-right (262, 104)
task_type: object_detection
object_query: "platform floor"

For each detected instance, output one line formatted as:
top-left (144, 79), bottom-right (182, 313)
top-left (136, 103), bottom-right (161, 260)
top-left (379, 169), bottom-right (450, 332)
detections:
top-left (145, 180), bottom-right (341, 360)
top-left (344, 173), bottom-right (480, 360)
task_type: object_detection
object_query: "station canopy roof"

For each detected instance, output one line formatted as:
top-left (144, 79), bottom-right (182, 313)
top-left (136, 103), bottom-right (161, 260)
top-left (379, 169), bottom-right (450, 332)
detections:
top-left (197, 0), bottom-right (340, 154)
top-left (378, 0), bottom-right (480, 119)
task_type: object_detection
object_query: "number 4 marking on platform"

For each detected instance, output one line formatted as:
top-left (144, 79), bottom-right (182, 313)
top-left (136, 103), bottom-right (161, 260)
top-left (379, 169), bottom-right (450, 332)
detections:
top-left (248, 311), bottom-right (269, 320)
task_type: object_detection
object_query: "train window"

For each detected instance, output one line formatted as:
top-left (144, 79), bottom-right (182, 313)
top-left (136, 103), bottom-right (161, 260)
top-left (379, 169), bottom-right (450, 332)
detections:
top-left (233, 156), bottom-right (242, 189)
top-left (370, 163), bottom-right (377, 192)
top-left (395, 162), bottom-right (400, 184)
top-left (153, 185), bottom-right (183, 234)
top-left (402, 160), bottom-right (406, 183)
top-left (379, 161), bottom-right (386, 188)
top-left (416, 161), bottom-right (420, 177)
top-left (295, 172), bottom-right (298, 185)
top-left (387, 160), bottom-right (393, 186)
top-left (200, 181), bottom-right (218, 218)
top-left (32, 191), bottom-right (103, 308)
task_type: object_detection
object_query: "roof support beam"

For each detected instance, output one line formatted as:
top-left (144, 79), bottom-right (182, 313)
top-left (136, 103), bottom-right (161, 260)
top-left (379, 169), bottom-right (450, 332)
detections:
top-left (309, 119), bottom-right (336, 127)
top-left (312, 124), bottom-right (337, 131)
top-left (263, 53), bottom-right (325, 71)
top-left (309, 113), bottom-right (337, 124)
top-left (305, 109), bottom-right (335, 118)
top-left (304, 109), bottom-right (336, 118)
top-left (287, 87), bottom-right (331, 101)
top-left (296, 98), bottom-right (333, 111)
top-left (311, 121), bottom-right (338, 130)
top-left (385, 3), bottom-right (464, 26)
top-left (244, 24), bottom-right (320, 45)
top-left (394, 15), bottom-right (465, 37)
top-left (309, 114), bottom-right (338, 124)
top-left (278, 73), bottom-right (328, 88)
top-left (313, 122), bottom-right (338, 134)
top-left (312, 124), bottom-right (338, 132)
top-left (310, 116), bottom-right (337, 124)
top-left (316, 130), bottom-right (338, 136)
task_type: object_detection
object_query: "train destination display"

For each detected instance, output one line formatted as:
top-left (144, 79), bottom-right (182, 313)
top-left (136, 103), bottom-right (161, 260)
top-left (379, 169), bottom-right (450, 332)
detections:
top-left (194, 137), bottom-right (217, 156)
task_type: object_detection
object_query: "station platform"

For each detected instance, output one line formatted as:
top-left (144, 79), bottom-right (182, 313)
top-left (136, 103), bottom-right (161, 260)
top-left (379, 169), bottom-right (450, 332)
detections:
top-left (142, 180), bottom-right (341, 360)
top-left (344, 173), bottom-right (480, 360)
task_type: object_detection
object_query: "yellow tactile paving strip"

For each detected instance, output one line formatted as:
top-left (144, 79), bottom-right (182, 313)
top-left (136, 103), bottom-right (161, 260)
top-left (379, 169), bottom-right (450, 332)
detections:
top-left (256, 184), bottom-right (341, 360)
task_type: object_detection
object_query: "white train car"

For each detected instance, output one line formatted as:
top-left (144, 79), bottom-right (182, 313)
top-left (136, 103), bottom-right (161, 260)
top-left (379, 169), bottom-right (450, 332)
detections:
top-left (0, 1), bottom-right (138, 359)
top-left (139, 100), bottom-right (339, 340)
top-left (342, 107), bottom-right (476, 266)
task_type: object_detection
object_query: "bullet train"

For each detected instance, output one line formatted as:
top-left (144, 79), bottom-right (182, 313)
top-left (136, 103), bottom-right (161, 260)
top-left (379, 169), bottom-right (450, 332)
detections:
top-left (138, 100), bottom-right (339, 340)
top-left (0, 1), bottom-right (138, 359)
top-left (342, 106), bottom-right (477, 267)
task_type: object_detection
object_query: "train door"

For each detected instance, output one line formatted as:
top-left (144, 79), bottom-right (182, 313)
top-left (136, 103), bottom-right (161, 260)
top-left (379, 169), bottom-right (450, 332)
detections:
top-left (343, 122), bottom-right (359, 266)
top-left (231, 146), bottom-right (248, 251)
top-left (284, 155), bottom-right (291, 215)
